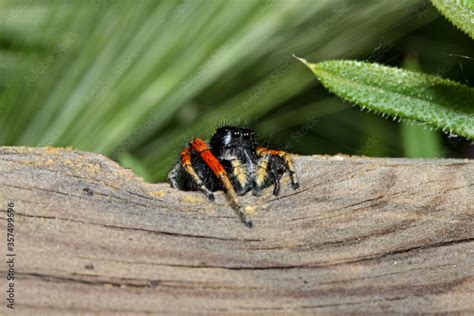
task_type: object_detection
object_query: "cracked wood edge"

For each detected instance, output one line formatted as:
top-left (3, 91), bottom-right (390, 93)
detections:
top-left (0, 146), bottom-right (473, 315)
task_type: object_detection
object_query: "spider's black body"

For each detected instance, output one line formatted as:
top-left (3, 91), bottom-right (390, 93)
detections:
top-left (168, 126), bottom-right (299, 227)
top-left (210, 126), bottom-right (259, 194)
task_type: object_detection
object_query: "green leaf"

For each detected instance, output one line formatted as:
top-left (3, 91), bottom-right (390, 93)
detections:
top-left (431, 0), bottom-right (474, 39)
top-left (297, 58), bottom-right (474, 139)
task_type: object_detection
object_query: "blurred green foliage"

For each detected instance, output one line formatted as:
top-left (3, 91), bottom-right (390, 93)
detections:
top-left (0, 0), bottom-right (472, 181)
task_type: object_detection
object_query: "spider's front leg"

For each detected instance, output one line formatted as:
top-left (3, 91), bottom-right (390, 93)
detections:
top-left (253, 147), bottom-right (299, 196)
top-left (167, 163), bottom-right (181, 189)
top-left (172, 146), bottom-right (215, 201)
top-left (190, 138), bottom-right (253, 228)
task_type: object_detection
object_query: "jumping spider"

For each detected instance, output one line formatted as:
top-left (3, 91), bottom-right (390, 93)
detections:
top-left (168, 126), bottom-right (299, 227)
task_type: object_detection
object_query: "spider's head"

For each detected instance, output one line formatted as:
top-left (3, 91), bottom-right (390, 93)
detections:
top-left (210, 126), bottom-right (256, 155)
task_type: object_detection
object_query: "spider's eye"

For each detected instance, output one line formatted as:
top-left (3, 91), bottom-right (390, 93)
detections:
top-left (232, 131), bottom-right (240, 138)
top-left (243, 132), bottom-right (249, 139)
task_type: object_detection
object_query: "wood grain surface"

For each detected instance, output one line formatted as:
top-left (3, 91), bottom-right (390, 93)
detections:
top-left (0, 146), bottom-right (473, 314)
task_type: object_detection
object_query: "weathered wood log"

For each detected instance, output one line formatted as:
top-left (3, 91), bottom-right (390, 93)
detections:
top-left (0, 146), bottom-right (473, 314)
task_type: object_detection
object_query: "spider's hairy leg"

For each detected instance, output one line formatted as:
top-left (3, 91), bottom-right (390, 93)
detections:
top-left (167, 163), bottom-right (181, 189)
top-left (270, 159), bottom-right (281, 195)
top-left (227, 155), bottom-right (250, 195)
top-left (253, 154), bottom-right (283, 195)
top-left (253, 154), bottom-right (270, 196)
top-left (257, 147), bottom-right (300, 190)
top-left (191, 138), bottom-right (253, 228)
top-left (179, 147), bottom-right (215, 201)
